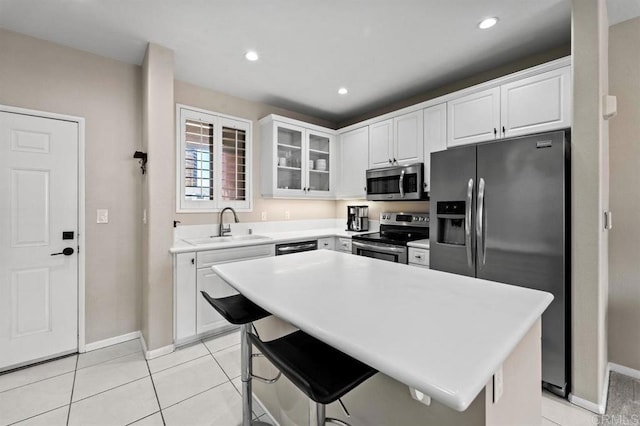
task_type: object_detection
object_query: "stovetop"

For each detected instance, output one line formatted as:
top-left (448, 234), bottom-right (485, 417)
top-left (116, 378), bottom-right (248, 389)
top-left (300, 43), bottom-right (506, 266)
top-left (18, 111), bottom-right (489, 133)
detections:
top-left (351, 212), bottom-right (430, 246)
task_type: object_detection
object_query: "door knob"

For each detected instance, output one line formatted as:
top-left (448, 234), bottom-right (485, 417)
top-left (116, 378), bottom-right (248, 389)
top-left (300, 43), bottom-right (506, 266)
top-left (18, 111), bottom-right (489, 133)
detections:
top-left (51, 247), bottom-right (74, 256)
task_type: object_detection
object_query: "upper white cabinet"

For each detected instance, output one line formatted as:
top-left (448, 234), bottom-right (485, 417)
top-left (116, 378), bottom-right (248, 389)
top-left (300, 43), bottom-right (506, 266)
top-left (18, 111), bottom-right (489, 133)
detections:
top-left (446, 64), bottom-right (571, 147)
top-left (423, 103), bottom-right (447, 192)
top-left (447, 87), bottom-right (501, 147)
top-left (500, 67), bottom-right (571, 138)
top-left (261, 115), bottom-right (336, 199)
top-left (337, 126), bottom-right (369, 199)
top-left (369, 119), bottom-right (393, 168)
top-left (394, 111), bottom-right (424, 165)
top-left (369, 111), bottom-right (424, 168)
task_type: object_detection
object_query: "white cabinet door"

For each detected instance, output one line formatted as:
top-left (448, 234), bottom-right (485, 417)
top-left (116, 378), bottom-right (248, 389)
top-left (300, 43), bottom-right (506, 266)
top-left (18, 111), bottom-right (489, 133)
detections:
top-left (423, 103), bottom-right (447, 192)
top-left (305, 130), bottom-right (334, 198)
top-left (447, 87), bottom-right (500, 147)
top-left (175, 253), bottom-right (196, 342)
top-left (337, 238), bottom-right (352, 253)
top-left (393, 110), bottom-right (424, 165)
top-left (369, 119), bottom-right (393, 168)
top-left (500, 66), bottom-right (571, 138)
top-left (318, 237), bottom-right (335, 250)
top-left (196, 268), bottom-right (238, 335)
top-left (337, 127), bottom-right (369, 198)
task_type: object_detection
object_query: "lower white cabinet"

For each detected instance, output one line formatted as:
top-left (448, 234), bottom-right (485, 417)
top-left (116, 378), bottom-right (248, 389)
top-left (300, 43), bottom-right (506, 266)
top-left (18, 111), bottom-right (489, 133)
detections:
top-left (337, 238), bottom-right (352, 253)
top-left (318, 237), bottom-right (335, 250)
top-left (408, 247), bottom-right (429, 268)
top-left (174, 244), bottom-right (275, 344)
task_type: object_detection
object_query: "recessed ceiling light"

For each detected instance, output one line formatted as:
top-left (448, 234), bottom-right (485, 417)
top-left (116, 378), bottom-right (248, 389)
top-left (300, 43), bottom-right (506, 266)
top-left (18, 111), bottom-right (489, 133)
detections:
top-left (478, 17), bottom-right (498, 29)
top-left (245, 51), bottom-right (259, 61)
top-left (338, 87), bottom-right (348, 95)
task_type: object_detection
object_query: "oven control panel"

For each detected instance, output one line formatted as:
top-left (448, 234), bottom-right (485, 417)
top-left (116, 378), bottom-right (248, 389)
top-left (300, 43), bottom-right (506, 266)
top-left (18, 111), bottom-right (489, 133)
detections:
top-left (380, 212), bottom-right (430, 227)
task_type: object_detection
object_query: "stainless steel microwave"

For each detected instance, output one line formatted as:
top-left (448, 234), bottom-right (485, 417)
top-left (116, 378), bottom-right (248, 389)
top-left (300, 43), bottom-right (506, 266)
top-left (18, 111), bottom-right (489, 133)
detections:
top-left (366, 163), bottom-right (426, 201)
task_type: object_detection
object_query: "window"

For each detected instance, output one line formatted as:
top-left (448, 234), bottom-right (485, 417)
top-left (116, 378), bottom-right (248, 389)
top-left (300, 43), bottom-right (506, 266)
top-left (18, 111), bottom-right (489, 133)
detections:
top-left (177, 105), bottom-right (252, 212)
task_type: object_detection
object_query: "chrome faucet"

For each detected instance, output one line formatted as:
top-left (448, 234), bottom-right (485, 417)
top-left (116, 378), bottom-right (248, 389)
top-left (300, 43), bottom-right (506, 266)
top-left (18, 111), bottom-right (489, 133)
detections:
top-left (219, 207), bottom-right (239, 237)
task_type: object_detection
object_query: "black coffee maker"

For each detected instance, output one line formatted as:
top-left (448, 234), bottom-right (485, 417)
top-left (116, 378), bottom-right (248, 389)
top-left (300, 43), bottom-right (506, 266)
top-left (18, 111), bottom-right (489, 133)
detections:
top-left (347, 205), bottom-right (369, 232)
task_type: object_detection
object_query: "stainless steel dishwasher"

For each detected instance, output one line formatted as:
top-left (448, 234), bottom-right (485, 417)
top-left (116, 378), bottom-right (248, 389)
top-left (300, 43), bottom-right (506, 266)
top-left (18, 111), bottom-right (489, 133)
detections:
top-left (275, 240), bottom-right (318, 255)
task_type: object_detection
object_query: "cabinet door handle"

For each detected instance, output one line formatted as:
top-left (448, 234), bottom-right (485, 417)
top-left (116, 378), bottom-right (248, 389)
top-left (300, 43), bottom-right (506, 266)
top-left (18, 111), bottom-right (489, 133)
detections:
top-left (502, 126), bottom-right (505, 135)
top-left (388, 159), bottom-right (392, 164)
top-left (191, 258), bottom-right (195, 265)
top-left (493, 128), bottom-right (497, 138)
top-left (393, 158), bottom-right (397, 164)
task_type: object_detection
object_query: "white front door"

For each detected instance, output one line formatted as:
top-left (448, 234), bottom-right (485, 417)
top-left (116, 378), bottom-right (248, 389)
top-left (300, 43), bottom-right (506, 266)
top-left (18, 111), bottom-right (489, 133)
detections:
top-left (0, 111), bottom-right (78, 371)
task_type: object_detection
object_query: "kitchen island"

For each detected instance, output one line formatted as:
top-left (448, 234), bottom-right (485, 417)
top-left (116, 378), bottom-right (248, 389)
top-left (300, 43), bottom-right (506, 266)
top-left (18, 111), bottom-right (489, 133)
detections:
top-left (213, 250), bottom-right (553, 425)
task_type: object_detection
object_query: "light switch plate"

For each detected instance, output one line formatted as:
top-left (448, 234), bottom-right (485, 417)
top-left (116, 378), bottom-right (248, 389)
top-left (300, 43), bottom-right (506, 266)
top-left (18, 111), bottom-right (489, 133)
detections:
top-left (261, 212), bottom-right (267, 221)
top-left (97, 209), bottom-right (109, 224)
top-left (285, 211), bottom-right (290, 220)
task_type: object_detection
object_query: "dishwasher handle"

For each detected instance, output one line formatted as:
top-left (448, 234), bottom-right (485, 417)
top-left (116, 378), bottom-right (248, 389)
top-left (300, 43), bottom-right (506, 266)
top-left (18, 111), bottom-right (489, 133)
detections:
top-left (275, 241), bottom-right (318, 255)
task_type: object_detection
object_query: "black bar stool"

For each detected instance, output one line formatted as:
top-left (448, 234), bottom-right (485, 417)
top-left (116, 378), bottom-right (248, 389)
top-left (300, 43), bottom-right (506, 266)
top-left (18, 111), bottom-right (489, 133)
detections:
top-left (248, 330), bottom-right (377, 426)
top-left (200, 291), bottom-right (272, 426)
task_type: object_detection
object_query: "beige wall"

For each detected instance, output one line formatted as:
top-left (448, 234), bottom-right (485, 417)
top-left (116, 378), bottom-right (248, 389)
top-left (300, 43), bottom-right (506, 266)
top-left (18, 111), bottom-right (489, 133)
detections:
top-left (570, 0), bottom-right (609, 406)
top-left (173, 80), bottom-right (337, 226)
top-left (608, 17), bottom-right (640, 371)
top-left (0, 28), bottom-right (142, 344)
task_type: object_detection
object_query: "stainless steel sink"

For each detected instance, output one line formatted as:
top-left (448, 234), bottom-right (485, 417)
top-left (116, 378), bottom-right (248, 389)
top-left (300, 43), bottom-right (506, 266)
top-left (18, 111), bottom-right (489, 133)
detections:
top-left (182, 234), bottom-right (272, 246)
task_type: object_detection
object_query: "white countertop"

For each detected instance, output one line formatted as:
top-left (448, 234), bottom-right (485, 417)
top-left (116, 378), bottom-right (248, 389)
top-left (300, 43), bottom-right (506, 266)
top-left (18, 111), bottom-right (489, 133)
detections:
top-left (213, 250), bottom-right (553, 412)
top-left (169, 227), bottom-right (368, 254)
top-left (407, 238), bottom-right (430, 249)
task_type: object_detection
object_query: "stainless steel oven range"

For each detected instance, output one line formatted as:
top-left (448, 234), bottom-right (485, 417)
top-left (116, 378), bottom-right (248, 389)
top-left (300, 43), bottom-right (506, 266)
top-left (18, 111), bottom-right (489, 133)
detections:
top-left (351, 212), bottom-right (429, 263)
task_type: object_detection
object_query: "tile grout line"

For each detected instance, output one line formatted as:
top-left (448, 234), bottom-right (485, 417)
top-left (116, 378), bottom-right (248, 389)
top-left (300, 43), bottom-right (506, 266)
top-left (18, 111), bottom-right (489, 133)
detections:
top-left (66, 355), bottom-right (79, 426)
top-left (155, 378), bottom-right (233, 412)
top-left (0, 356), bottom-right (78, 395)
top-left (145, 357), bottom-right (167, 426)
top-left (148, 353), bottom-right (211, 375)
top-left (202, 337), bottom-right (261, 419)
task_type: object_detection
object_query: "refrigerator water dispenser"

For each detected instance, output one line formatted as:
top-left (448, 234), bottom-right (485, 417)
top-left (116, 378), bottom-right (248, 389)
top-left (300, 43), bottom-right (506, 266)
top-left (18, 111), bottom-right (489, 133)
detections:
top-left (436, 201), bottom-right (466, 245)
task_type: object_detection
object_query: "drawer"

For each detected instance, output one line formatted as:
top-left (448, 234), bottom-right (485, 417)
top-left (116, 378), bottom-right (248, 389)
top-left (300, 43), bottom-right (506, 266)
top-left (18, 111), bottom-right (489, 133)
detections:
top-left (338, 238), bottom-right (352, 252)
top-left (318, 237), bottom-right (335, 250)
top-left (197, 244), bottom-right (275, 268)
top-left (408, 247), bottom-right (429, 266)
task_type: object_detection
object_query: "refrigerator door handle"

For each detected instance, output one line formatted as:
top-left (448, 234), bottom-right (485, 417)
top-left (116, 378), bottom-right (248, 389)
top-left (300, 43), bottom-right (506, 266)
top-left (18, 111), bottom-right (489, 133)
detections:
top-left (477, 177), bottom-right (486, 266)
top-left (465, 178), bottom-right (474, 267)
top-left (399, 169), bottom-right (405, 198)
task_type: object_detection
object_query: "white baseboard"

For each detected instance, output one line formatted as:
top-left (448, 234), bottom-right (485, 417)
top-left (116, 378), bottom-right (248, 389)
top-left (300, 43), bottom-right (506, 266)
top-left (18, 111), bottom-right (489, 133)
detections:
top-left (609, 362), bottom-right (640, 380)
top-left (139, 333), bottom-right (174, 360)
top-left (83, 331), bottom-right (141, 353)
top-left (568, 393), bottom-right (606, 415)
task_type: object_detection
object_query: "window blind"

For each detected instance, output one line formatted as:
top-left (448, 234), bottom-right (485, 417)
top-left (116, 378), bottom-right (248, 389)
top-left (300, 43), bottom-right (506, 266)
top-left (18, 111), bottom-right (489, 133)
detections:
top-left (221, 126), bottom-right (247, 201)
top-left (184, 119), bottom-right (214, 201)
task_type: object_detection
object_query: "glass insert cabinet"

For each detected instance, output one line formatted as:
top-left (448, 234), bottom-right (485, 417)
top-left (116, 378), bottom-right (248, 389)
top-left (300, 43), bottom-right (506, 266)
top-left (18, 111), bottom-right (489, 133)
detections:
top-left (260, 115), bottom-right (336, 198)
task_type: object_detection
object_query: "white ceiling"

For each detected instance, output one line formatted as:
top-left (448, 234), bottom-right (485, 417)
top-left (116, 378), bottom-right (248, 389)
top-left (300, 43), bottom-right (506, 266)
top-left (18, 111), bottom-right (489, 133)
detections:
top-left (0, 0), bottom-right (571, 123)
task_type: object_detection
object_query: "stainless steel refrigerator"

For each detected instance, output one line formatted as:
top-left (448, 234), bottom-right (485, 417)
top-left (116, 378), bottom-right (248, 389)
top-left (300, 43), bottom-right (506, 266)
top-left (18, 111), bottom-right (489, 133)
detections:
top-left (429, 130), bottom-right (570, 396)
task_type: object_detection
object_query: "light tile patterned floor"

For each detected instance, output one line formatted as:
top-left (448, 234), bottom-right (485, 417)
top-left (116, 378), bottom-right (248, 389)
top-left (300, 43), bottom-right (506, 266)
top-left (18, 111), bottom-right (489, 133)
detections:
top-left (0, 331), bottom-right (273, 426)
top-left (0, 329), bottom-right (612, 426)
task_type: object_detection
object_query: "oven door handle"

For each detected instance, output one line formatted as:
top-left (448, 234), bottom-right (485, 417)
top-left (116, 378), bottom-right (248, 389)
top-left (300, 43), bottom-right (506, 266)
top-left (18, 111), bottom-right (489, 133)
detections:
top-left (352, 240), bottom-right (406, 254)
top-left (399, 169), bottom-right (405, 198)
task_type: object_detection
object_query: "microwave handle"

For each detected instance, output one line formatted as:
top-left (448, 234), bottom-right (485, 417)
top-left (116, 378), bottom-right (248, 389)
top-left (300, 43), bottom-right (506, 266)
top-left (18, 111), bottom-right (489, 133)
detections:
top-left (399, 169), bottom-right (405, 198)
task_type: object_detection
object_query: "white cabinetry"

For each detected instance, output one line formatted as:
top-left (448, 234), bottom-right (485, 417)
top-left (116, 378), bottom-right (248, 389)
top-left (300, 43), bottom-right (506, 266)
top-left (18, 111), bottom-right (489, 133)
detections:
top-left (337, 238), bottom-right (352, 253)
top-left (369, 111), bottom-right (424, 169)
top-left (447, 87), bottom-right (501, 147)
top-left (337, 127), bottom-right (369, 199)
top-left (318, 237), bottom-right (335, 250)
top-left (261, 115), bottom-right (336, 199)
top-left (369, 119), bottom-right (393, 168)
top-left (500, 67), bottom-right (571, 138)
top-left (447, 65), bottom-right (571, 147)
top-left (174, 244), bottom-right (275, 344)
top-left (423, 103), bottom-right (447, 192)
top-left (408, 247), bottom-right (429, 268)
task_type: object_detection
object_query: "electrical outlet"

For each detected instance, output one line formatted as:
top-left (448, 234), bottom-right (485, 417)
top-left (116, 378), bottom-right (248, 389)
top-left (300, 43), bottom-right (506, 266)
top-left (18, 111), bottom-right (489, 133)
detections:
top-left (97, 209), bottom-right (109, 224)
top-left (285, 211), bottom-right (290, 220)
top-left (142, 209), bottom-right (147, 225)
top-left (261, 211), bottom-right (267, 221)
top-left (493, 366), bottom-right (503, 403)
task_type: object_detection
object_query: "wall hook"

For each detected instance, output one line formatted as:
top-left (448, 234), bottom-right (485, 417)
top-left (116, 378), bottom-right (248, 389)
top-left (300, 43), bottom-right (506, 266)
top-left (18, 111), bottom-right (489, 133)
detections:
top-left (133, 151), bottom-right (148, 175)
